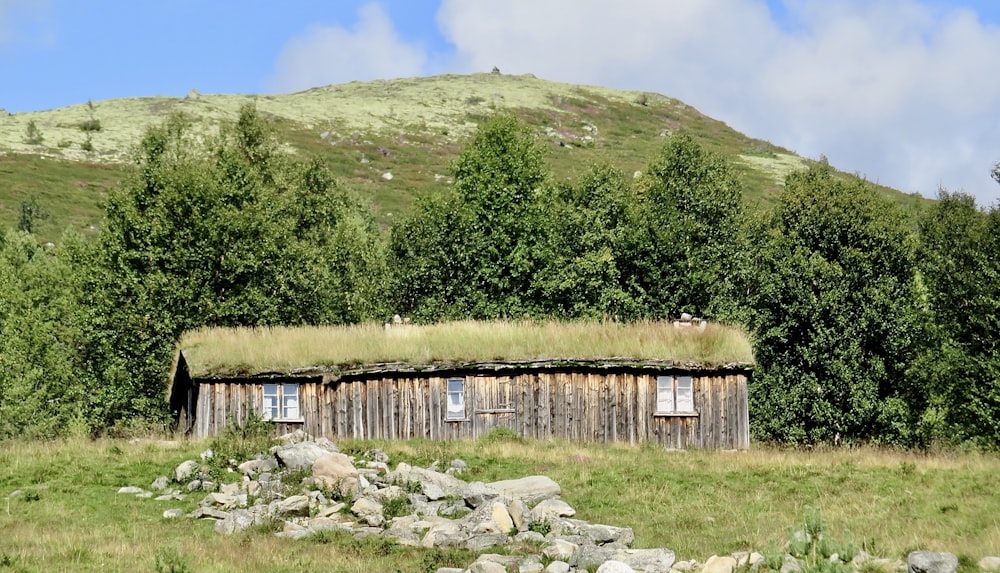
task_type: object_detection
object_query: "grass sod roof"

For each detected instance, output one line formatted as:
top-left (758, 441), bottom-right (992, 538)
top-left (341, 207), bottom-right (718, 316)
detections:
top-left (176, 320), bottom-right (754, 379)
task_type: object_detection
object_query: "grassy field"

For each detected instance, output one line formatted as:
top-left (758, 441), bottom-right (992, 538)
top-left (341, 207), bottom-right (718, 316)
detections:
top-left (1, 437), bottom-right (997, 573)
top-left (178, 320), bottom-right (754, 377)
top-left (0, 73), bottom-right (932, 242)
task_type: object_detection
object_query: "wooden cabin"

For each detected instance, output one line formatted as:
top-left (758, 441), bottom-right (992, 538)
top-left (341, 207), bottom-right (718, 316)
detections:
top-left (169, 321), bottom-right (753, 449)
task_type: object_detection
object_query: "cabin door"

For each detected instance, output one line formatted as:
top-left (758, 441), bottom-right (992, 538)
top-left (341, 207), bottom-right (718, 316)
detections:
top-left (474, 375), bottom-right (517, 435)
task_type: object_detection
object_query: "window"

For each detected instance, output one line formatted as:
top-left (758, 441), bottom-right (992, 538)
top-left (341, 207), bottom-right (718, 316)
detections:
top-left (446, 378), bottom-right (466, 420)
top-left (655, 375), bottom-right (696, 415)
top-left (263, 383), bottom-right (300, 421)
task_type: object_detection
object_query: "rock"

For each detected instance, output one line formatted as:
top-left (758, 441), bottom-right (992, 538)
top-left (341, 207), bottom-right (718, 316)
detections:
top-left (421, 520), bottom-right (467, 548)
top-left (315, 437), bottom-right (340, 453)
top-left (571, 544), bottom-right (614, 569)
top-left (151, 476), bottom-right (169, 491)
top-left (451, 459), bottom-right (468, 470)
top-left (275, 442), bottom-right (330, 470)
top-left (509, 499), bottom-right (531, 532)
top-left (117, 486), bottom-right (144, 494)
top-left (382, 172), bottom-right (393, 181)
top-left (466, 533), bottom-right (510, 552)
top-left (188, 506), bottom-right (231, 520)
top-left (780, 555), bottom-right (803, 573)
top-left (514, 531), bottom-right (546, 544)
top-left (519, 559), bottom-right (545, 573)
top-left (908, 551), bottom-right (958, 573)
top-left (238, 458), bottom-right (278, 475)
top-left (488, 476), bottom-right (561, 504)
top-left (276, 495), bottom-right (310, 517)
top-left (597, 562), bottom-right (637, 573)
top-left (277, 429), bottom-right (312, 444)
top-left (162, 508), bottom-right (185, 519)
top-left (490, 501), bottom-right (515, 534)
top-left (614, 548), bottom-right (675, 572)
top-left (543, 539), bottom-right (578, 562)
top-left (531, 499), bottom-right (576, 521)
top-left (980, 557), bottom-right (1000, 571)
top-left (214, 509), bottom-right (256, 535)
top-left (423, 482), bottom-right (447, 501)
top-left (312, 452), bottom-right (360, 496)
top-left (545, 562), bottom-right (570, 573)
top-left (200, 449), bottom-right (214, 461)
top-left (392, 463), bottom-right (468, 498)
top-left (464, 481), bottom-right (499, 507)
top-left (174, 460), bottom-right (200, 482)
top-left (469, 560), bottom-right (508, 573)
top-left (704, 555), bottom-right (739, 573)
top-left (351, 497), bottom-right (384, 527)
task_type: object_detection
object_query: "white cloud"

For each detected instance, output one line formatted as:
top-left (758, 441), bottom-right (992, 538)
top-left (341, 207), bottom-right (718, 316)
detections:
top-left (268, 3), bottom-right (427, 94)
top-left (436, 0), bottom-right (1000, 201)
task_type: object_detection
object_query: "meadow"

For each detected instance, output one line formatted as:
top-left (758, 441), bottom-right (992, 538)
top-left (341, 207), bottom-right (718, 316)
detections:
top-left (1, 436), bottom-right (997, 573)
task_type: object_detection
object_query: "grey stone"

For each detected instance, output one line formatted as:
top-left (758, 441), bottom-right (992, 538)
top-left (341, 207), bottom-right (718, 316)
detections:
top-left (614, 547), bottom-right (676, 572)
top-left (315, 437), bottom-right (340, 452)
top-left (151, 476), bottom-right (169, 491)
top-left (466, 532), bottom-right (510, 551)
top-left (277, 429), bottom-right (312, 444)
top-left (175, 460), bottom-right (200, 482)
top-left (531, 499), bottom-right (576, 521)
top-left (543, 539), bottom-right (578, 561)
top-left (214, 509), bottom-right (256, 535)
top-left (780, 555), bottom-right (803, 573)
top-left (465, 481), bottom-right (500, 507)
top-left (238, 458), bottom-right (278, 475)
top-left (545, 562), bottom-right (570, 573)
top-left (572, 544), bottom-right (614, 569)
top-left (492, 501), bottom-right (515, 534)
top-left (514, 530), bottom-right (546, 544)
top-left (423, 482), bottom-right (447, 501)
top-left (162, 508), bottom-right (185, 519)
top-left (186, 480), bottom-right (203, 492)
top-left (275, 442), bottom-right (330, 470)
top-left (908, 552), bottom-right (958, 573)
top-left (509, 498), bottom-right (531, 532)
top-left (597, 562), bottom-right (637, 573)
top-left (980, 557), bottom-right (1000, 571)
top-left (488, 476), bottom-right (561, 504)
top-left (312, 452), bottom-right (360, 496)
top-left (469, 561), bottom-right (508, 573)
top-left (188, 506), bottom-right (231, 520)
top-left (704, 555), bottom-right (738, 573)
top-left (351, 497), bottom-right (384, 527)
top-left (519, 559), bottom-right (545, 573)
top-left (117, 486), bottom-right (144, 494)
top-left (276, 495), bottom-right (311, 517)
top-left (392, 463), bottom-right (468, 498)
top-left (451, 459), bottom-right (468, 470)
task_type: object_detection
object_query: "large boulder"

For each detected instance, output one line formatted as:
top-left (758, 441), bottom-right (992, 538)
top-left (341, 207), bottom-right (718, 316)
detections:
top-left (597, 562), bottom-right (637, 573)
top-left (312, 453), bottom-right (360, 496)
top-left (391, 463), bottom-right (468, 498)
top-left (488, 476), bottom-right (561, 504)
top-left (275, 442), bottom-right (330, 470)
top-left (174, 460), bottom-right (200, 482)
top-left (613, 548), bottom-right (676, 572)
top-left (908, 552), bottom-right (958, 573)
top-left (214, 509), bottom-right (256, 535)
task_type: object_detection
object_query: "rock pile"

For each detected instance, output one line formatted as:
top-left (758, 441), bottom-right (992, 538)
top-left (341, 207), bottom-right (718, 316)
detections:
top-left (117, 432), bottom-right (998, 573)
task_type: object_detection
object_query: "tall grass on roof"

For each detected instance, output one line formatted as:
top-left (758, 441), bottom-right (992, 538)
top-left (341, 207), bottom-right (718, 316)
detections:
top-left (178, 320), bottom-right (754, 377)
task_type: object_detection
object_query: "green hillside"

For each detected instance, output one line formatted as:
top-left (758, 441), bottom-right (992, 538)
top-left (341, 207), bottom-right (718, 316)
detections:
top-left (0, 73), bottom-right (929, 242)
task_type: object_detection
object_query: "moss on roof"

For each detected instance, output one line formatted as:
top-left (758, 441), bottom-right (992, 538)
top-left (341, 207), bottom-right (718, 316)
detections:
top-left (177, 320), bottom-right (754, 379)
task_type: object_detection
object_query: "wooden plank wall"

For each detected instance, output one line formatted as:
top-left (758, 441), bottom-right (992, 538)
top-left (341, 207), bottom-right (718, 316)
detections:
top-left (190, 371), bottom-right (750, 449)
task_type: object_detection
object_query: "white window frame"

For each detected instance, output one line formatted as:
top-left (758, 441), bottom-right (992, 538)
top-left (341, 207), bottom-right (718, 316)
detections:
top-left (655, 375), bottom-right (697, 416)
top-left (262, 382), bottom-right (302, 422)
top-left (446, 378), bottom-right (466, 421)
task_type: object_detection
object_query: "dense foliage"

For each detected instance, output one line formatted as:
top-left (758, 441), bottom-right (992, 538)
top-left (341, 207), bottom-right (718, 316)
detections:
top-left (1, 108), bottom-right (998, 447)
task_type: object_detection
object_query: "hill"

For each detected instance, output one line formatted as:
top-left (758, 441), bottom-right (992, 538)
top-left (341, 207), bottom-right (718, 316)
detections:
top-left (0, 73), bottom-right (929, 243)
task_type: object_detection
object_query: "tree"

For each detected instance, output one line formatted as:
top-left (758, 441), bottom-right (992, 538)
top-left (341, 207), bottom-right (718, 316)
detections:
top-left (914, 190), bottom-right (1000, 445)
top-left (630, 133), bottom-right (751, 321)
top-left (388, 114), bottom-right (551, 319)
top-left (82, 105), bottom-right (386, 427)
top-left (747, 166), bottom-right (923, 444)
top-left (0, 229), bottom-right (92, 438)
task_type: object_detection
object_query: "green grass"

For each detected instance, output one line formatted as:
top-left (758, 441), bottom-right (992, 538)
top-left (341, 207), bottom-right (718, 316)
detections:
top-left (2, 438), bottom-right (998, 572)
top-left (177, 320), bottom-right (754, 377)
top-left (0, 73), bottom-right (933, 239)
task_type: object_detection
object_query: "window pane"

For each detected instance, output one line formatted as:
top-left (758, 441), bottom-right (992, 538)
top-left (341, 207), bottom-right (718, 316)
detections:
top-left (656, 376), bottom-right (674, 412)
top-left (676, 376), bottom-right (694, 411)
top-left (282, 383), bottom-right (299, 419)
top-left (447, 378), bottom-right (465, 419)
top-left (262, 384), bottom-right (279, 420)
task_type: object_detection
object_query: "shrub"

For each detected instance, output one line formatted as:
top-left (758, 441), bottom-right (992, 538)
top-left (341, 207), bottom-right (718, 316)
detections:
top-left (153, 548), bottom-right (191, 573)
top-left (24, 120), bottom-right (43, 144)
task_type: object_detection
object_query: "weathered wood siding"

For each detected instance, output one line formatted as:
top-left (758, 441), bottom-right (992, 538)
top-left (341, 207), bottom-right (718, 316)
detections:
top-left (186, 370), bottom-right (750, 449)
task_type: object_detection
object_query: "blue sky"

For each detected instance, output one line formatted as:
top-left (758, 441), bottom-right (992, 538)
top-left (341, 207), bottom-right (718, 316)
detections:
top-left (2, 0), bottom-right (999, 202)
